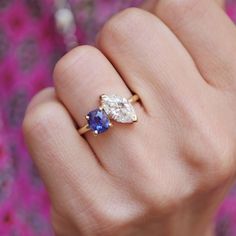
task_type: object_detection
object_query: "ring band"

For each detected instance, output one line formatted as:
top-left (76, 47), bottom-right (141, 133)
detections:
top-left (79, 94), bottom-right (139, 135)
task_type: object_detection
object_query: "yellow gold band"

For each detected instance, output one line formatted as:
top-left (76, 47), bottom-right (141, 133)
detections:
top-left (78, 124), bottom-right (90, 135)
top-left (78, 94), bottom-right (139, 135)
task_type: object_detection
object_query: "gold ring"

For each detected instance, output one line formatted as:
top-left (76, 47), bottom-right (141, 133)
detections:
top-left (79, 94), bottom-right (139, 135)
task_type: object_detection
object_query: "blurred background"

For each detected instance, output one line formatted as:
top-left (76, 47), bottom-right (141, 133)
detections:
top-left (0, 0), bottom-right (236, 235)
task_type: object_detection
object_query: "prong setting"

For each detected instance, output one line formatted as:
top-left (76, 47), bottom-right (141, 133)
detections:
top-left (100, 94), bottom-right (107, 100)
top-left (132, 115), bottom-right (138, 122)
top-left (86, 109), bottom-right (110, 135)
top-left (79, 94), bottom-right (139, 135)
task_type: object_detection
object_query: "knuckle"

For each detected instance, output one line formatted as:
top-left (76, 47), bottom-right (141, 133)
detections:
top-left (92, 214), bottom-right (120, 235)
top-left (98, 7), bottom-right (145, 48)
top-left (90, 207), bottom-right (123, 233)
top-left (53, 45), bottom-right (100, 88)
top-left (145, 183), bottom-right (192, 215)
top-left (201, 135), bottom-right (236, 185)
top-left (128, 169), bottom-right (193, 214)
top-left (24, 87), bottom-right (54, 114)
top-left (157, 0), bottom-right (203, 26)
top-left (148, 194), bottom-right (179, 215)
top-left (83, 200), bottom-right (142, 235)
top-left (159, 0), bottom-right (199, 13)
top-left (23, 90), bottom-right (49, 134)
top-left (213, 139), bottom-right (236, 181)
top-left (23, 101), bottom-right (60, 141)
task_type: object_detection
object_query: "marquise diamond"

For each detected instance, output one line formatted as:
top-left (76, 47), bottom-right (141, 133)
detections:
top-left (101, 94), bottom-right (137, 123)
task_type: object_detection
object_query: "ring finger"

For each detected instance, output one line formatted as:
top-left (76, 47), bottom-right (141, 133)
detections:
top-left (53, 45), bottom-right (147, 173)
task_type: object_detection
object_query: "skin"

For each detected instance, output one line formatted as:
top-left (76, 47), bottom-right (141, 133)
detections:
top-left (23, 0), bottom-right (236, 235)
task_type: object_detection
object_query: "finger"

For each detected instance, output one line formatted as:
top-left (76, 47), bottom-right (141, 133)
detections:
top-left (151, 0), bottom-right (236, 88)
top-left (97, 8), bottom-right (207, 114)
top-left (140, 0), bottom-right (225, 10)
top-left (140, 0), bottom-right (157, 11)
top-left (23, 88), bottom-right (108, 211)
top-left (53, 46), bottom-right (146, 173)
top-left (216, 0), bottom-right (225, 7)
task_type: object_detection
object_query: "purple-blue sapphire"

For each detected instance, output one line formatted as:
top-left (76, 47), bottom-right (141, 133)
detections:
top-left (87, 109), bottom-right (110, 134)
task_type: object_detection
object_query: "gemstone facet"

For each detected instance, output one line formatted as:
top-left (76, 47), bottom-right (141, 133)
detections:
top-left (87, 109), bottom-right (110, 134)
top-left (101, 94), bottom-right (137, 123)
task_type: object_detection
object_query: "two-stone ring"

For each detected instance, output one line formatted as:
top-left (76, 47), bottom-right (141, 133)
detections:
top-left (79, 94), bottom-right (139, 135)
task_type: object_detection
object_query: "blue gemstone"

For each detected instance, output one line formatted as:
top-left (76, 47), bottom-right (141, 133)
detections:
top-left (88, 109), bottom-right (110, 134)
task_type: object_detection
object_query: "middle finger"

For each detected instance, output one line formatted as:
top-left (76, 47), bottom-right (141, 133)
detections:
top-left (97, 8), bottom-right (208, 115)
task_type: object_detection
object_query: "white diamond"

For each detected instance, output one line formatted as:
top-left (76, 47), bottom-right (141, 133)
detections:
top-left (101, 94), bottom-right (137, 123)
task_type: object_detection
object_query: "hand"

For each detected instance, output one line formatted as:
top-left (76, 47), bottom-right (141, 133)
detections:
top-left (23, 0), bottom-right (236, 235)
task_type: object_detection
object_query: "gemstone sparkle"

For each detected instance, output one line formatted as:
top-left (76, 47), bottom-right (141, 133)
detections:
top-left (87, 109), bottom-right (110, 134)
top-left (101, 94), bottom-right (137, 123)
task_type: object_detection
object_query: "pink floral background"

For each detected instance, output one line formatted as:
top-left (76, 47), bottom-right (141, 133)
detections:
top-left (0, 0), bottom-right (235, 235)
